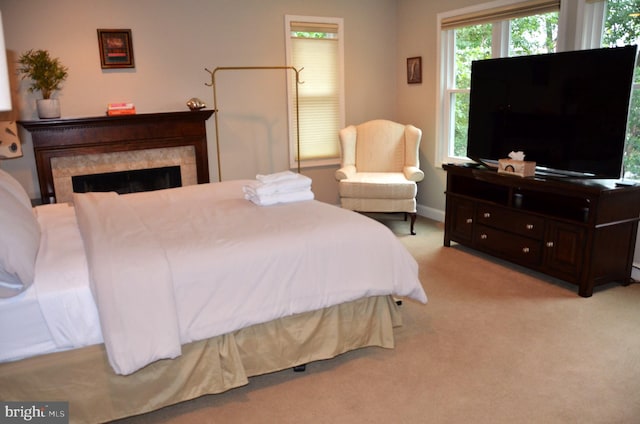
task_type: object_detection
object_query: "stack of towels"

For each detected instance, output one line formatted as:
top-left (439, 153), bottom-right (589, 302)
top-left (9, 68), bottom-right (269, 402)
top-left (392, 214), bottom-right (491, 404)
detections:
top-left (243, 171), bottom-right (314, 206)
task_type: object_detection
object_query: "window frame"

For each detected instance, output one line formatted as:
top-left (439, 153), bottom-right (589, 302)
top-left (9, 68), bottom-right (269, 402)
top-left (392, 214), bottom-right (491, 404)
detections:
top-left (284, 14), bottom-right (345, 169)
top-left (577, 0), bottom-right (606, 49)
top-left (435, 0), bottom-right (567, 168)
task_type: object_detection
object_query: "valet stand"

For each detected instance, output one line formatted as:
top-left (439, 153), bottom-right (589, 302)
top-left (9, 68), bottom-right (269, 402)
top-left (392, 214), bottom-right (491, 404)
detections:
top-left (204, 66), bottom-right (304, 181)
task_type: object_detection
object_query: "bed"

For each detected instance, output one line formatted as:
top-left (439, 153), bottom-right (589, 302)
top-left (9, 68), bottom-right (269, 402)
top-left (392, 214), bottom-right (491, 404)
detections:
top-left (0, 169), bottom-right (427, 423)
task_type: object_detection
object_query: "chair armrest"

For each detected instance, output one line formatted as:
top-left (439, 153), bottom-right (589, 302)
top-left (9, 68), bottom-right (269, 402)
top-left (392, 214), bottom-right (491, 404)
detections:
top-left (338, 126), bottom-right (357, 168)
top-left (404, 166), bottom-right (424, 182)
top-left (335, 165), bottom-right (356, 180)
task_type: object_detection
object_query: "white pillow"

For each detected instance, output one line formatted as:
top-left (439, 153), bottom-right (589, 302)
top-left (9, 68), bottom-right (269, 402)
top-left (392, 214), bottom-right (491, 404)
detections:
top-left (0, 168), bottom-right (32, 210)
top-left (0, 170), bottom-right (40, 298)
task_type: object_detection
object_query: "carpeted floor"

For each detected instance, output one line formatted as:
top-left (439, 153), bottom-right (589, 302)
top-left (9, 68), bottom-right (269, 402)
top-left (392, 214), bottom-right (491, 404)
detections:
top-left (115, 214), bottom-right (640, 424)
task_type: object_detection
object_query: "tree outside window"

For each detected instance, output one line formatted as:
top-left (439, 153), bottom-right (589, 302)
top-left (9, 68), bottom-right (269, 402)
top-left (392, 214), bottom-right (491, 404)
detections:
top-left (451, 24), bottom-right (491, 157)
top-left (603, 0), bottom-right (640, 179)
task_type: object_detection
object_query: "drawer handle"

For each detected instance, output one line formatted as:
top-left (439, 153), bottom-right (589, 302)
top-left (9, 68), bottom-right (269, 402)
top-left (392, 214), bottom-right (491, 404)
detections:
top-left (522, 247), bottom-right (530, 253)
top-left (466, 218), bottom-right (473, 224)
top-left (546, 241), bottom-right (554, 248)
top-left (483, 212), bottom-right (491, 218)
top-left (526, 224), bottom-right (534, 230)
top-left (480, 234), bottom-right (488, 240)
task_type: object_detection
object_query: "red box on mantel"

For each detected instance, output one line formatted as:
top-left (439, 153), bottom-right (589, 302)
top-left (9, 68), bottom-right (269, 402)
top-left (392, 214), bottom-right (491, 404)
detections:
top-left (107, 102), bottom-right (136, 116)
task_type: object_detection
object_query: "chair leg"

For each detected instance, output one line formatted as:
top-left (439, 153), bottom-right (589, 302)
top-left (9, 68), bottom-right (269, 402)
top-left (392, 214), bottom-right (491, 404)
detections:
top-left (409, 212), bottom-right (417, 235)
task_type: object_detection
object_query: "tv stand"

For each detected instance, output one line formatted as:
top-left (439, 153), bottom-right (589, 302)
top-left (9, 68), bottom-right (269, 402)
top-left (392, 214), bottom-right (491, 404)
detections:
top-left (443, 164), bottom-right (640, 297)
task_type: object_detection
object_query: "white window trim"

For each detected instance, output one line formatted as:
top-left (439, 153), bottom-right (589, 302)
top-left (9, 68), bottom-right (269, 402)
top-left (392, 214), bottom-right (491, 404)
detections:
top-left (435, 29), bottom-right (454, 166)
top-left (577, 0), bottom-right (606, 49)
top-left (435, 0), bottom-right (569, 168)
top-left (284, 15), bottom-right (345, 169)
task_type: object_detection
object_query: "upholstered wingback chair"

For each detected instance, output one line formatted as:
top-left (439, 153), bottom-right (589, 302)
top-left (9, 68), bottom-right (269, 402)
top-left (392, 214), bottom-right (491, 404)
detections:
top-left (335, 119), bottom-right (424, 235)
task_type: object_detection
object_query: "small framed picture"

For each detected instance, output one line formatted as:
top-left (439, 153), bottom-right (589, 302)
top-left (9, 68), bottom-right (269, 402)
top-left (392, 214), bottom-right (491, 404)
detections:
top-left (97, 29), bottom-right (135, 69)
top-left (407, 56), bottom-right (422, 84)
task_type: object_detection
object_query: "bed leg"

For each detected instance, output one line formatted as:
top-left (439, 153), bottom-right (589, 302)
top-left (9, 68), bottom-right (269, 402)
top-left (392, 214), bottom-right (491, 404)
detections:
top-left (293, 364), bottom-right (307, 372)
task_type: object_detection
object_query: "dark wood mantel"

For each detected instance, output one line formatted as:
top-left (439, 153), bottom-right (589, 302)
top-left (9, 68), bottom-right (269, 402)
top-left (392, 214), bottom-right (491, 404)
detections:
top-left (19, 110), bottom-right (214, 204)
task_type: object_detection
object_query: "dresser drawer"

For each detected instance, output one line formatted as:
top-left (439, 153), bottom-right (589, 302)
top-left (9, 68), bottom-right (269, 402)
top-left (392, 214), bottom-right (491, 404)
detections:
top-left (447, 197), bottom-right (475, 242)
top-left (476, 204), bottom-right (544, 239)
top-left (474, 224), bottom-right (542, 267)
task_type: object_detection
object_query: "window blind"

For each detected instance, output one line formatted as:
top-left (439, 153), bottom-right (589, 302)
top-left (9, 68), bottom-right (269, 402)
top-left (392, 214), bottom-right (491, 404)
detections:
top-left (290, 21), bottom-right (339, 35)
top-left (441, 0), bottom-right (560, 30)
top-left (289, 24), bottom-right (341, 160)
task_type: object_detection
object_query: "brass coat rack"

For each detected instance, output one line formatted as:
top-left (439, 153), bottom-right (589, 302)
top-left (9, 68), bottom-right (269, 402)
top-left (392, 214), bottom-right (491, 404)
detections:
top-left (205, 66), bottom-right (304, 181)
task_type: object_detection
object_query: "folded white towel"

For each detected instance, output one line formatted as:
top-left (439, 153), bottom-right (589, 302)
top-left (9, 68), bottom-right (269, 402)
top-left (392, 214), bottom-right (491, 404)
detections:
top-left (256, 170), bottom-right (299, 184)
top-left (243, 174), bottom-right (312, 197)
top-left (244, 171), bottom-right (314, 206)
top-left (245, 188), bottom-right (314, 206)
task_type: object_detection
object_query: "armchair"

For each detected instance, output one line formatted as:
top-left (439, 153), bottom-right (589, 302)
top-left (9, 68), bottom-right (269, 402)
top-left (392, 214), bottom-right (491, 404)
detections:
top-left (335, 119), bottom-right (424, 235)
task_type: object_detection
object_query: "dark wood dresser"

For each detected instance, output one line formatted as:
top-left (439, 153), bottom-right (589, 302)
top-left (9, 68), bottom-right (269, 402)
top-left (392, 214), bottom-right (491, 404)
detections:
top-left (443, 163), bottom-right (640, 297)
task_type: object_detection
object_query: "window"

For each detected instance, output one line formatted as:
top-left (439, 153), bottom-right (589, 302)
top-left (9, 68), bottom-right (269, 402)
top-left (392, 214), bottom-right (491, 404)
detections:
top-left (285, 15), bottom-right (344, 168)
top-left (581, 0), bottom-right (640, 179)
top-left (437, 0), bottom-right (560, 166)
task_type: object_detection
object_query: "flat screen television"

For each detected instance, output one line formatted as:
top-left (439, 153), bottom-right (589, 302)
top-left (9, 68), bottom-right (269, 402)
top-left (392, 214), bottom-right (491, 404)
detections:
top-left (466, 45), bottom-right (638, 179)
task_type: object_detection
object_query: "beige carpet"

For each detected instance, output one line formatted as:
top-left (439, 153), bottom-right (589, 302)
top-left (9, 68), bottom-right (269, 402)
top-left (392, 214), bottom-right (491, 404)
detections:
top-left (115, 215), bottom-right (640, 424)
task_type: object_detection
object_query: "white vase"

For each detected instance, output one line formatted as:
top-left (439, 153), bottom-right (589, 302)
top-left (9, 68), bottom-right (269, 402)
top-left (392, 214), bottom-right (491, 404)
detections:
top-left (36, 99), bottom-right (60, 119)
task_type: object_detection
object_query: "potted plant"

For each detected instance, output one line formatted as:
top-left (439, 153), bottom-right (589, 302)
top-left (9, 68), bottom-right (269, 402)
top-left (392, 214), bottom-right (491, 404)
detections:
top-left (17, 49), bottom-right (68, 119)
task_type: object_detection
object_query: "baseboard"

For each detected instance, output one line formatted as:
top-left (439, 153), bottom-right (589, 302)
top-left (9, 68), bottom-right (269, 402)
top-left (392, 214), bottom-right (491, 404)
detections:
top-left (329, 201), bottom-right (445, 223)
top-left (417, 204), bottom-right (445, 223)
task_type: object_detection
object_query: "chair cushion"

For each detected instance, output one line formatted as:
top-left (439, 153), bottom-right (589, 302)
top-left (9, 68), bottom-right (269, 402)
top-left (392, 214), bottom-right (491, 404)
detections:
top-left (338, 172), bottom-right (417, 199)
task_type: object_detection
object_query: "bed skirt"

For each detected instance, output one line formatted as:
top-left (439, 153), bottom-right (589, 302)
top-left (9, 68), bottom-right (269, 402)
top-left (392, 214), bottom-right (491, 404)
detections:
top-left (0, 295), bottom-right (401, 424)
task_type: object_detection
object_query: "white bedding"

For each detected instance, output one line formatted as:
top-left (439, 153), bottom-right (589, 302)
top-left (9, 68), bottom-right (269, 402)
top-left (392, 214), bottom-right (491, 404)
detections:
top-left (33, 204), bottom-right (102, 349)
top-left (0, 204), bottom-right (102, 362)
top-left (73, 180), bottom-right (427, 375)
top-left (0, 284), bottom-right (56, 362)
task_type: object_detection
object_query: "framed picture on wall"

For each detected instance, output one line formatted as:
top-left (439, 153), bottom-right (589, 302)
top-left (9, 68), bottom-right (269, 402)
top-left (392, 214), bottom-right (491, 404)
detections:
top-left (407, 56), bottom-right (422, 84)
top-left (97, 29), bottom-right (135, 69)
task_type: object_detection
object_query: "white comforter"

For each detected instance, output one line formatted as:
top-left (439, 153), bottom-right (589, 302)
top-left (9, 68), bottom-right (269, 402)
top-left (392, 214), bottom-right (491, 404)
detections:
top-left (73, 180), bottom-right (427, 375)
top-left (34, 204), bottom-right (102, 350)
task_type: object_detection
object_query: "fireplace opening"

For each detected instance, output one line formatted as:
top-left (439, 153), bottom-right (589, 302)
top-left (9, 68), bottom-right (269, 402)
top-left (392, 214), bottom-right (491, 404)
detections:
top-left (72, 166), bottom-right (182, 195)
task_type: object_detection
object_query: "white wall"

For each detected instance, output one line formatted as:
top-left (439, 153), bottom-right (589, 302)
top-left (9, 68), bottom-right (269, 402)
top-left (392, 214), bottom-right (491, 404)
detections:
top-left (0, 0), bottom-right (398, 204)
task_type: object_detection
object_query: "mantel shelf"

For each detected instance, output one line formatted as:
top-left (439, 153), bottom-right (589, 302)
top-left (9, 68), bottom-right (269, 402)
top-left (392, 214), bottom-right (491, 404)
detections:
top-left (19, 110), bottom-right (214, 204)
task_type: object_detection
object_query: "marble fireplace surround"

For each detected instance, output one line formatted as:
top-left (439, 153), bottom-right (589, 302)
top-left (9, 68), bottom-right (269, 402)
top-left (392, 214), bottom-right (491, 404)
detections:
top-left (19, 110), bottom-right (214, 204)
top-left (51, 147), bottom-right (195, 203)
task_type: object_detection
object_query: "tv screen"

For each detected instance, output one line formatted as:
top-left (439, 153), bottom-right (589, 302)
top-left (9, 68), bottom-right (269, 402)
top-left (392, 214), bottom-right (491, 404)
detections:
top-left (466, 45), bottom-right (638, 178)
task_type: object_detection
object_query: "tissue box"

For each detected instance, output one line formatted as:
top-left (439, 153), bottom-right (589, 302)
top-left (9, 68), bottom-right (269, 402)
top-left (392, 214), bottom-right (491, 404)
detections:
top-left (497, 159), bottom-right (536, 177)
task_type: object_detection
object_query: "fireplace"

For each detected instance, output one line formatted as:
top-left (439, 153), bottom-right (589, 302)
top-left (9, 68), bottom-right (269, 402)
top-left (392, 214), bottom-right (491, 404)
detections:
top-left (73, 165), bottom-right (182, 196)
top-left (19, 110), bottom-right (214, 204)
top-left (49, 146), bottom-right (196, 203)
